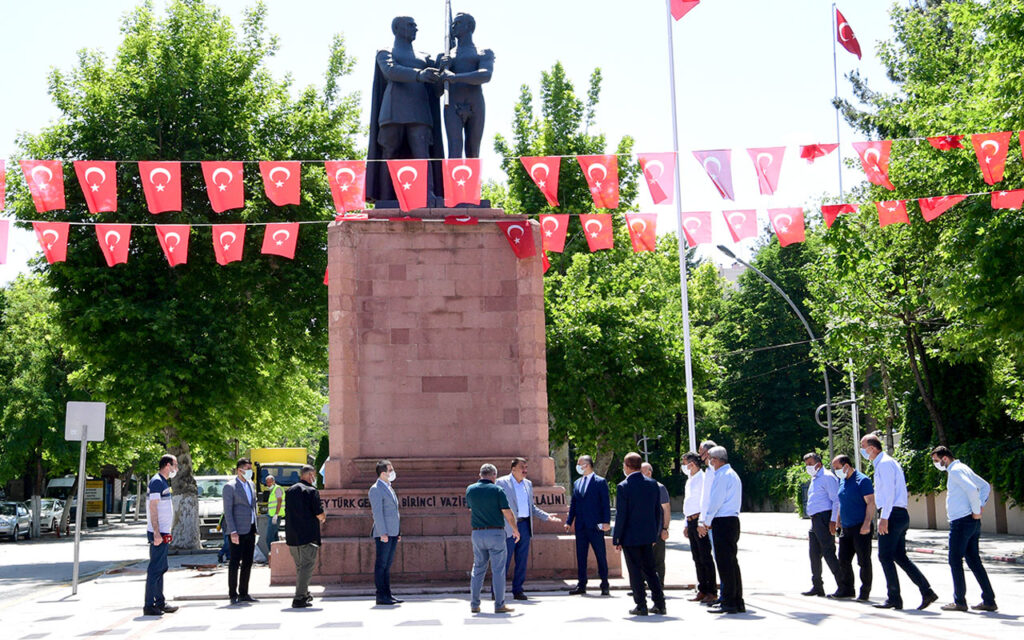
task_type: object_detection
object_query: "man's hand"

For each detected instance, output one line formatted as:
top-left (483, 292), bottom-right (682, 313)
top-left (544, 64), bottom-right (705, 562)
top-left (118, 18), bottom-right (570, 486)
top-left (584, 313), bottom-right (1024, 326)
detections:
top-left (829, 521), bottom-right (837, 536)
top-left (417, 68), bottom-right (440, 83)
top-left (316, 513), bottom-right (327, 524)
top-left (972, 513), bottom-right (982, 520)
top-left (548, 516), bottom-right (562, 524)
top-left (563, 523), bottom-right (571, 532)
top-left (697, 524), bottom-right (708, 538)
top-left (878, 518), bottom-right (889, 536)
top-left (600, 523), bottom-right (610, 532)
top-left (614, 545), bottom-right (622, 552)
top-left (512, 529), bottom-right (521, 543)
top-left (231, 532), bottom-right (240, 544)
top-left (660, 529), bottom-right (669, 541)
top-left (152, 535), bottom-right (163, 547)
top-left (860, 523), bottom-right (870, 535)
top-left (272, 516), bottom-right (279, 525)
top-left (381, 535), bottom-right (389, 543)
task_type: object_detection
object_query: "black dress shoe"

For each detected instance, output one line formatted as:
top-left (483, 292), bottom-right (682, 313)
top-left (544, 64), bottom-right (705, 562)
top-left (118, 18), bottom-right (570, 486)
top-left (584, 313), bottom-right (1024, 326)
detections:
top-left (160, 604), bottom-right (178, 613)
top-left (709, 606), bottom-right (738, 614)
top-left (856, 594), bottom-right (871, 603)
top-left (568, 585), bottom-right (587, 595)
top-left (142, 607), bottom-right (164, 616)
top-left (376, 599), bottom-right (397, 606)
top-left (291, 599), bottom-right (311, 608)
top-left (305, 593), bottom-right (314, 603)
top-left (629, 606), bottom-right (649, 616)
top-left (801, 588), bottom-right (826, 597)
top-left (972, 602), bottom-right (998, 612)
top-left (600, 585), bottom-right (611, 597)
top-left (229, 596), bottom-right (239, 605)
top-left (873, 600), bottom-right (902, 610)
top-left (918, 591), bottom-right (938, 610)
top-left (650, 605), bottom-right (666, 615)
top-left (827, 591), bottom-right (854, 600)
top-left (238, 595), bottom-right (258, 603)
top-left (513, 592), bottom-right (528, 601)
top-left (389, 597), bottom-right (404, 604)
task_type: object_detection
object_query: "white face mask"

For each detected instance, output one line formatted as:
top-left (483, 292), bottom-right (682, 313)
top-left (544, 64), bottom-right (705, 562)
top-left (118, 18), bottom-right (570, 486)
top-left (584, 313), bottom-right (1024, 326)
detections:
top-left (242, 469), bottom-right (253, 481)
top-left (388, 470), bottom-right (397, 482)
top-left (682, 465), bottom-right (693, 478)
top-left (168, 469), bottom-right (178, 479)
top-left (933, 460), bottom-right (947, 472)
top-left (834, 466), bottom-right (846, 478)
top-left (805, 465), bottom-right (818, 477)
top-left (575, 464), bottom-right (586, 475)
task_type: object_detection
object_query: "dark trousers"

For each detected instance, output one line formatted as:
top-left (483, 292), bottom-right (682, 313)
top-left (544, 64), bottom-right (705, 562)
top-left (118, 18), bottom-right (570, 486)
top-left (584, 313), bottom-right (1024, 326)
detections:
top-left (505, 518), bottom-right (532, 594)
top-left (808, 510), bottom-right (841, 589)
top-left (653, 538), bottom-right (666, 587)
top-left (877, 507), bottom-right (931, 606)
top-left (837, 523), bottom-right (873, 598)
top-left (228, 529), bottom-right (256, 598)
top-left (711, 516), bottom-right (744, 610)
top-left (622, 543), bottom-right (664, 610)
top-left (948, 515), bottom-right (996, 606)
top-left (574, 526), bottom-right (609, 587)
top-left (374, 536), bottom-right (398, 600)
top-left (144, 531), bottom-right (168, 609)
top-left (686, 517), bottom-right (717, 596)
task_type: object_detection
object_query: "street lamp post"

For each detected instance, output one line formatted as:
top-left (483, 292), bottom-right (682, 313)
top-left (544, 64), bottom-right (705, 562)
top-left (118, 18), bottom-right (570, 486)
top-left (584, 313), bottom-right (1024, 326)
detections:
top-left (717, 245), bottom-right (835, 461)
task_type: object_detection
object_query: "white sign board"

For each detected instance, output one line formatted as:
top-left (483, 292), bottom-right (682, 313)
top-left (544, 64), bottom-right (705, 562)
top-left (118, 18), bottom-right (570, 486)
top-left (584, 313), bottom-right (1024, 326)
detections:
top-left (65, 402), bottom-right (107, 442)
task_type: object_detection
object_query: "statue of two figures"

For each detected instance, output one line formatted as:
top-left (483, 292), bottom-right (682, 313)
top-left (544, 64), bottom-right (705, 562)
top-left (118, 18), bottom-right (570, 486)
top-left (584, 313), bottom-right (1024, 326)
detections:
top-left (366, 13), bottom-right (494, 207)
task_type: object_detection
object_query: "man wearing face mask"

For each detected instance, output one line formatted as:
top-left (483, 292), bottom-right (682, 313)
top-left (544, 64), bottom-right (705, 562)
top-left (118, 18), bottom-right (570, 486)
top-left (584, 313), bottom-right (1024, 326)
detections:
top-left (681, 452), bottom-right (717, 603)
top-left (801, 452), bottom-right (841, 597)
top-left (143, 454), bottom-right (179, 617)
top-left (930, 446), bottom-right (997, 612)
top-left (696, 440), bottom-right (718, 545)
top-left (369, 459), bottom-right (402, 606)
top-left (641, 462), bottom-right (672, 588)
top-left (566, 455), bottom-right (611, 596)
top-left (702, 446), bottom-right (744, 614)
top-left (223, 457), bottom-right (259, 604)
top-left (831, 454), bottom-right (875, 601)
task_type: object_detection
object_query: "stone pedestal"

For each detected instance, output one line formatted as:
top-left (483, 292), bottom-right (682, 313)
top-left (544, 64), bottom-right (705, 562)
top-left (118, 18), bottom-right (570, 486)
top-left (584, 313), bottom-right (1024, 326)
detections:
top-left (269, 211), bottom-right (620, 584)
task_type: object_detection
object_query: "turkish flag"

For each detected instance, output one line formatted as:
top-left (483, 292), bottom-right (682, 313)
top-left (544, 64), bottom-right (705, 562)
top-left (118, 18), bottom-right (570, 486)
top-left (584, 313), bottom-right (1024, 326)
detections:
top-left (822, 203), bottom-right (857, 228)
top-left (638, 153), bottom-right (676, 205)
top-left (212, 224), bottom-right (246, 265)
top-left (799, 143), bottom-right (838, 164)
top-left (73, 161), bottom-right (117, 213)
top-left (972, 131), bottom-right (1013, 185)
top-left (927, 135), bottom-right (964, 150)
top-left (625, 213), bottom-right (658, 252)
top-left (670, 0), bottom-right (700, 20)
top-left (202, 161), bottom-right (244, 213)
top-left (539, 214), bottom-right (569, 253)
top-left (876, 200), bottom-right (909, 227)
top-left (444, 215), bottom-right (478, 225)
top-left (680, 211), bottom-right (711, 246)
top-left (0, 220), bottom-right (8, 264)
top-left (542, 251), bottom-right (550, 274)
top-left (580, 213), bottom-right (614, 251)
top-left (32, 222), bottom-right (70, 263)
top-left (835, 7), bottom-right (862, 59)
top-left (520, 156), bottom-right (560, 207)
top-left (0, 159), bottom-right (5, 211)
top-left (852, 141), bottom-right (896, 190)
top-left (919, 195), bottom-right (966, 221)
top-left (155, 225), bottom-right (190, 267)
top-left (261, 222), bottom-right (300, 259)
top-left (259, 161), bottom-right (301, 206)
top-left (723, 209), bottom-right (757, 242)
top-left (991, 189), bottom-right (1024, 210)
top-left (20, 160), bottom-right (65, 212)
top-left (692, 150), bottom-right (734, 200)
top-left (747, 147), bottom-right (786, 196)
top-left (387, 159), bottom-right (428, 212)
top-left (324, 267), bottom-right (329, 286)
top-left (768, 208), bottom-right (806, 247)
top-left (139, 161), bottom-right (182, 214)
top-left (443, 158), bottom-right (482, 207)
top-left (497, 221), bottom-right (536, 259)
top-left (95, 223), bottom-right (131, 267)
top-left (325, 160), bottom-right (366, 213)
top-left (578, 155), bottom-right (620, 209)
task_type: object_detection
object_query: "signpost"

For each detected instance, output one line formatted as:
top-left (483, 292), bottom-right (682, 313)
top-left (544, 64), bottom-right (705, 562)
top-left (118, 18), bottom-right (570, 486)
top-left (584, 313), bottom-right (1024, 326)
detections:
top-left (65, 401), bottom-right (106, 596)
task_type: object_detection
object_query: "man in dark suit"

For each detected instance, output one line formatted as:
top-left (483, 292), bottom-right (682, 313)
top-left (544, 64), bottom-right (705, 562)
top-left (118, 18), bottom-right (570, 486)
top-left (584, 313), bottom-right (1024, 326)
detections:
top-left (612, 452), bottom-right (666, 616)
top-left (222, 457), bottom-right (259, 604)
top-left (566, 454), bottom-right (611, 596)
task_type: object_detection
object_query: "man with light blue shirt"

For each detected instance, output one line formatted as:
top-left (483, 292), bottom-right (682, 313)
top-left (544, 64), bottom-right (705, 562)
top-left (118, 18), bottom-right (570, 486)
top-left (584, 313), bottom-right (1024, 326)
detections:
top-left (369, 459), bottom-right (401, 606)
top-left (497, 458), bottom-right (560, 600)
top-left (701, 446), bottom-right (744, 614)
top-left (930, 446), bottom-right (997, 612)
top-left (861, 434), bottom-right (938, 611)
top-left (801, 452), bottom-right (841, 597)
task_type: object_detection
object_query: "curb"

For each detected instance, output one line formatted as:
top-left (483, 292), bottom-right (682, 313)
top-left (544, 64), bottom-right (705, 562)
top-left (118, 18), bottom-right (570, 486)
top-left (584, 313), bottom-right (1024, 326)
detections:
top-left (746, 531), bottom-right (1024, 565)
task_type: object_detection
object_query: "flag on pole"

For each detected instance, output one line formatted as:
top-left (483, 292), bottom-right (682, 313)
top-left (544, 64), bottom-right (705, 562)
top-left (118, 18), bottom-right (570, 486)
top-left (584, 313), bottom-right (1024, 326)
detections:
top-left (670, 1), bottom-right (700, 21)
top-left (835, 7), bottom-right (862, 59)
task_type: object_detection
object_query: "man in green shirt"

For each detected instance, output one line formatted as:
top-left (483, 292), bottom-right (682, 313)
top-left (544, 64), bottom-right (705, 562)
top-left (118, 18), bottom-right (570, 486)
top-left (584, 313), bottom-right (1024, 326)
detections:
top-left (466, 463), bottom-right (520, 614)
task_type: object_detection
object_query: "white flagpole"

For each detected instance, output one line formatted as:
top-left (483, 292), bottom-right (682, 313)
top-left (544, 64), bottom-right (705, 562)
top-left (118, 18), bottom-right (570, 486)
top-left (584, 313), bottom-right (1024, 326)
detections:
top-left (665, 0), bottom-right (698, 454)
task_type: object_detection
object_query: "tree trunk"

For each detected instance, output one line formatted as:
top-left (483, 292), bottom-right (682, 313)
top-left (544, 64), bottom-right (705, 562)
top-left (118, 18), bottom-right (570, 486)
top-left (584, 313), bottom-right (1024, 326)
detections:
top-left (861, 366), bottom-right (878, 434)
top-left (879, 362), bottom-right (898, 454)
top-left (166, 426), bottom-right (200, 551)
top-left (903, 326), bottom-right (948, 446)
top-left (593, 449), bottom-right (616, 479)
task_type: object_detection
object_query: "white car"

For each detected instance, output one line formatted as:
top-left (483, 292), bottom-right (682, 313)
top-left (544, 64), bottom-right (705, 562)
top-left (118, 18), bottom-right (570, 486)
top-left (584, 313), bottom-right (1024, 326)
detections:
top-left (0, 502), bottom-right (32, 541)
top-left (196, 476), bottom-right (233, 540)
top-left (40, 499), bottom-right (65, 532)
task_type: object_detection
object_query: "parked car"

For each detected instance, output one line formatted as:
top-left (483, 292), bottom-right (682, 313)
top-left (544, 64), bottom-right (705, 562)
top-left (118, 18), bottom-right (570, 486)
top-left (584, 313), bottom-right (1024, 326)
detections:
top-left (196, 476), bottom-right (233, 540)
top-left (0, 502), bottom-right (32, 541)
top-left (40, 499), bottom-right (65, 532)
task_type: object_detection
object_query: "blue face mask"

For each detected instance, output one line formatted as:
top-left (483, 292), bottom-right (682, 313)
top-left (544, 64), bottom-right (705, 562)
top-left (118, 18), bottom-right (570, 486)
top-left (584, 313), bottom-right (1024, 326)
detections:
top-left (860, 448), bottom-right (871, 461)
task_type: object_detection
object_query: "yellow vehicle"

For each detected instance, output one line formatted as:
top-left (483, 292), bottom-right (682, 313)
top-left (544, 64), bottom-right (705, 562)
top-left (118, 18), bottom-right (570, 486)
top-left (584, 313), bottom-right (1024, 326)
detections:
top-left (248, 448), bottom-right (308, 511)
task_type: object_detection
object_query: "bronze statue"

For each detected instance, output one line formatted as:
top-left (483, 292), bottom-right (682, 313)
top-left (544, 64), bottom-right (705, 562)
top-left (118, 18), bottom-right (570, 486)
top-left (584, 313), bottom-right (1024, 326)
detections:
top-left (439, 13), bottom-right (494, 159)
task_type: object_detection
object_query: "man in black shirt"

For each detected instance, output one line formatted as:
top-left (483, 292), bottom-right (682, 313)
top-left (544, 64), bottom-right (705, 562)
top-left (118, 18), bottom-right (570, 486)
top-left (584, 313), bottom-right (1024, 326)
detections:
top-left (285, 465), bottom-right (326, 609)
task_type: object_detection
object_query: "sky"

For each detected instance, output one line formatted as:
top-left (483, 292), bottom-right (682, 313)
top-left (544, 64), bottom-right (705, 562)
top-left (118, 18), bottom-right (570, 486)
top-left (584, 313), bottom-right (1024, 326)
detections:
top-left (0, 0), bottom-right (901, 284)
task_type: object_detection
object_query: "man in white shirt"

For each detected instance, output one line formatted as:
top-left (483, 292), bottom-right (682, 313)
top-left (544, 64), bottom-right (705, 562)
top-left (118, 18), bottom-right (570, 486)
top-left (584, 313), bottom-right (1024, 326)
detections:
top-left (496, 458), bottom-right (560, 600)
top-left (143, 454), bottom-right (179, 617)
top-left (681, 452), bottom-right (716, 603)
top-left (861, 434), bottom-right (938, 611)
top-left (702, 446), bottom-right (744, 615)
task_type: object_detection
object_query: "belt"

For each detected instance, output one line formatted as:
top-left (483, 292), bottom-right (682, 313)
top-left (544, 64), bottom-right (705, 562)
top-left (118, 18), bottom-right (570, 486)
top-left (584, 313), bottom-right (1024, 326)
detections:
top-left (517, 517), bottom-right (530, 522)
top-left (473, 526), bottom-right (504, 530)
top-left (686, 514), bottom-right (700, 522)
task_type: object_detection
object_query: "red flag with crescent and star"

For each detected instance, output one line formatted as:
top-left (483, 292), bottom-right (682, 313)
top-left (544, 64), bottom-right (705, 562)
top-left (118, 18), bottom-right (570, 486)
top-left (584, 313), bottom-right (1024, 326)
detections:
top-left (497, 220), bottom-right (536, 259)
top-left (155, 225), bottom-right (190, 267)
top-left (578, 155), bottom-right (620, 210)
top-left (579, 213), bottom-right (614, 251)
top-left (539, 214), bottom-right (569, 253)
top-left (835, 7), bottom-right (862, 59)
top-left (444, 215), bottom-right (478, 225)
top-left (876, 200), bottom-right (909, 227)
top-left (0, 159), bottom-right (5, 210)
top-left (442, 158), bottom-right (482, 207)
top-left (202, 161), bottom-right (244, 213)
top-left (520, 156), bottom-right (560, 207)
top-left (638, 153), bottom-right (676, 205)
top-left (95, 223), bottom-right (131, 267)
top-left (972, 131), bottom-right (1012, 185)
top-left (799, 143), bottom-right (838, 164)
top-left (325, 160), bottom-right (366, 213)
top-left (32, 222), bottom-right (69, 263)
top-left (625, 213), bottom-right (658, 252)
top-left (919, 195), bottom-right (966, 221)
top-left (0, 220), bottom-right (7, 264)
top-left (387, 159), bottom-right (428, 212)
top-left (670, 0), bottom-right (700, 20)
top-left (852, 141), bottom-right (896, 190)
top-left (693, 150), bottom-right (735, 200)
top-left (747, 147), bottom-right (786, 196)
top-left (212, 224), bottom-right (246, 265)
top-left (73, 161), bottom-right (117, 213)
top-left (680, 211), bottom-right (711, 246)
top-left (768, 208), bottom-right (805, 247)
top-left (259, 161), bottom-right (301, 206)
top-left (139, 161), bottom-right (181, 214)
top-left (991, 189), bottom-right (1024, 210)
top-left (723, 209), bottom-right (757, 242)
top-left (822, 203), bottom-right (857, 228)
top-left (20, 160), bottom-right (65, 212)
top-left (261, 222), bottom-right (300, 259)
top-left (927, 135), bottom-right (964, 151)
